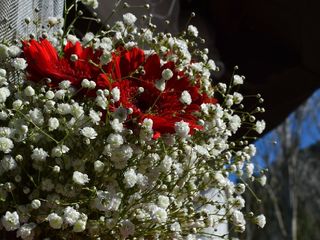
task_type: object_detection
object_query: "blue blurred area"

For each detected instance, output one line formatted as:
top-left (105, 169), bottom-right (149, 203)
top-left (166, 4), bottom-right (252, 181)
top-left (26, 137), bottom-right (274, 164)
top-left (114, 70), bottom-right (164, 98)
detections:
top-left (253, 88), bottom-right (320, 168)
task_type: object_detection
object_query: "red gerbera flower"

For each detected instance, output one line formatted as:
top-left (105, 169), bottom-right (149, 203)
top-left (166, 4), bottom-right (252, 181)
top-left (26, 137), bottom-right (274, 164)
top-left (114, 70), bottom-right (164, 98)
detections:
top-left (107, 47), bottom-right (217, 137)
top-left (22, 39), bottom-right (102, 87)
top-left (22, 39), bottom-right (216, 137)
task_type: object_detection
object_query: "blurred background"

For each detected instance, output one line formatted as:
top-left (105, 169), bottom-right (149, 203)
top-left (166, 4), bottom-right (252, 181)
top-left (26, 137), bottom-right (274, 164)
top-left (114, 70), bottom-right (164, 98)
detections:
top-left (70, 0), bottom-right (320, 239)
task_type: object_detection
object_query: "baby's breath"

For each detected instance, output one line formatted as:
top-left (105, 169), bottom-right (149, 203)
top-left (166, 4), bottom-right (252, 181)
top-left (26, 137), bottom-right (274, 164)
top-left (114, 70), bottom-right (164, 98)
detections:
top-left (0, 1), bottom-right (266, 239)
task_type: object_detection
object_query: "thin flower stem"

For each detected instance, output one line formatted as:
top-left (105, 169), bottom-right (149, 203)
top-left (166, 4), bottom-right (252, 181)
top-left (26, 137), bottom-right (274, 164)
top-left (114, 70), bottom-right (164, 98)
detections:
top-left (14, 109), bottom-right (60, 144)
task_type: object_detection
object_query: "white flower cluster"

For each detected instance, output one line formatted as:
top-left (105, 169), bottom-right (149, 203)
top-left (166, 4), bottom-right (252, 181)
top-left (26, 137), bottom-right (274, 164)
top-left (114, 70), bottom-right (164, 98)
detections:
top-left (0, 1), bottom-right (267, 239)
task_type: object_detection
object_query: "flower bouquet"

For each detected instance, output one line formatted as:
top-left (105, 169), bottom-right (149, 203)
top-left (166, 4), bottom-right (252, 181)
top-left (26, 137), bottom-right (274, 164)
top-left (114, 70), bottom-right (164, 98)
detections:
top-left (0, 0), bottom-right (266, 239)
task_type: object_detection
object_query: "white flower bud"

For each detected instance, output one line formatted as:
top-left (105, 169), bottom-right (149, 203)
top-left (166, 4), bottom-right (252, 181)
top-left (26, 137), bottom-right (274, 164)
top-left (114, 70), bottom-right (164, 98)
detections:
top-left (31, 199), bottom-right (41, 209)
top-left (123, 13), bottom-right (137, 25)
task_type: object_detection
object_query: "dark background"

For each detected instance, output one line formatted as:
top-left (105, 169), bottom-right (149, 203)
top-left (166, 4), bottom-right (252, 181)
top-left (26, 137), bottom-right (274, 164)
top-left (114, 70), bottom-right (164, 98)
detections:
top-left (179, 0), bottom-right (320, 132)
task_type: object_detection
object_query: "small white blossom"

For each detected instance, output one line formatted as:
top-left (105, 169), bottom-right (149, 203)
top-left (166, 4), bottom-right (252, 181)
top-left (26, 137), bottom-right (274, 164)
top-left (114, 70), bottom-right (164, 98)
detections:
top-left (89, 80), bottom-right (96, 89)
top-left (67, 34), bottom-right (79, 44)
top-left (0, 111), bottom-right (8, 120)
top-left (107, 133), bottom-right (124, 148)
top-left (57, 103), bottom-right (71, 115)
top-left (31, 199), bottom-right (41, 209)
top-left (100, 37), bottom-right (113, 50)
top-left (81, 0), bottom-right (98, 9)
top-left (111, 118), bottom-right (123, 132)
top-left (64, 207), bottom-right (80, 226)
top-left (51, 145), bottom-right (69, 157)
top-left (158, 195), bottom-right (170, 209)
top-left (59, 80), bottom-right (71, 89)
top-left (48, 117), bottom-right (59, 131)
top-left (1, 211), bottom-right (20, 231)
top-left (255, 120), bottom-right (266, 134)
top-left (16, 222), bottom-right (36, 239)
top-left (94, 160), bottom-right (105, 173)
top-left (29, 108), bottom-right (44, 126)
top-left (233, 74), bottom-right (244, 85)
top-left (207, 59), bottom-right (217, 71)
top-left (123, 13), bottom-right (137, 25)
top-left (162, 68), bottom-right (173, 80)
top-left (47, 213), bottom-right (63, 229)
top-left (0, 137), bottom-right (14, 153)
top-left (89, 110), bottom-right (101, 124)
top-left (258, 175), bottom-right (267, 186)
top-left (12, 58), bottom-right (27, 70)
top-left (233, 92), bottom-right (243, 104)
top-left (8, 46), bottom-right (21, 57)
top-left (232, 210), bottom-right (246, 228)
top-left (151, 206), bottom-right (168, 223)
top-left (80, 127), bottom-right (97, 139)
top-left (73, 171), bottom-right (90, 185)
top-left (48, 16), bottom-right (58, 26)
top-left (245, 163), bottom-right (254, 178)
top-left (217, 82), bottom-right (227, 93)
top-left (180, 90), bottom-right (192, 105)
top-left (254, 214), bottom-right (266, 228)
top-left (0, 87), bottom-right (10, 103)
top-left (125, 41), bottom-right (137, 49)
top-left (187, 25), bottom-right (199, 37)
top-left (55, 89), bottom-right (66, 100)
top-left (81, 79), bottom-right (90, 88)
top-left (45, 90), bottom-right (55, 99)
top-left (93, 191), bottom-right (122, 212)
top-left (82, 32), bottom-right (95, 44)
top-left (73, 216), bottom-right (87, 232)
top-left (214, 171), bottom-right (227, 187)
top-left (95, 95), bottom-right (107, 109)
top-left (53, 165), bottom-right (60, 173)
top-left (142, 118), bottom-right (153, 130)
top-left (111, 87), bottom-right (121, 102)
top-left (12, 100), bottom-right (23, 110)
top-left (124, 168), bottom-right (138, 188)
top-left (24, 86), bottom-right (35, 96)
top-left (1, 155), bottom-right (17, 171)
top-left (31, 148), bottom-right (48, 162)
top-left (174, 120), bottom-right (190, 138)
top-left (0, 127), bottom-right (11, 137)
top-left (0, 68), bottom-right (6, 77)
top-left (160, 155), bottom-right (172, 172)
top-left (114, 32), bottom-right (123, 41)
